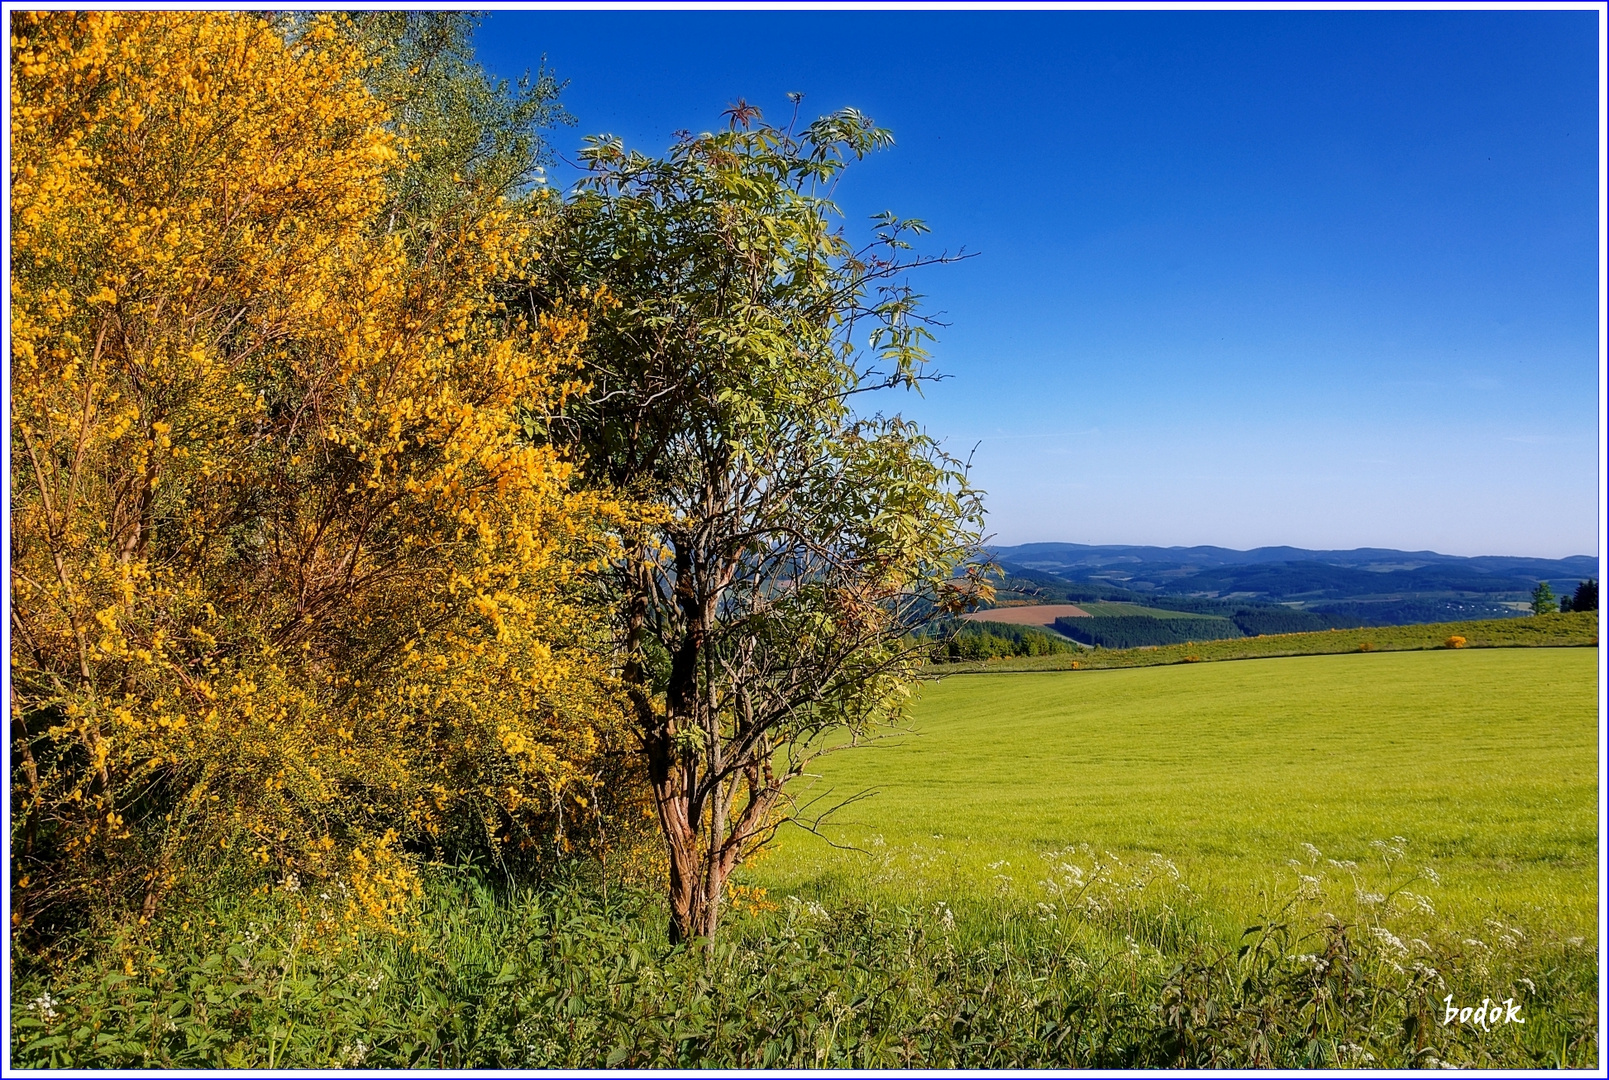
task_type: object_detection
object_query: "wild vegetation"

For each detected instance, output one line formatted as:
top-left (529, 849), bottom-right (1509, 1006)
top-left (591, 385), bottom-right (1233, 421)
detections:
top-left (9, 11), bottom-right (1598, 1069)
top-left (9, 869), bottom-right (1595, 1069)
top-left (13, 648), bottom-right (1598, 1068)
top-left (9, 8), bottom-right (637, 951)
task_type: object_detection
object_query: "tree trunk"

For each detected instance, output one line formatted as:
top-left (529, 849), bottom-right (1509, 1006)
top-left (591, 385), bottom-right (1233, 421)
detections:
top-left (632, 537), bottom-right (762, 948)
top-left (654, 540), bottom-right (714, 945)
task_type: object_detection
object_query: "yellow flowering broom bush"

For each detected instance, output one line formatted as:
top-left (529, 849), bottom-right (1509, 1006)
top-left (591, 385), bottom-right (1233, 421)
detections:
top-left (9, 11), bottom-right (638, 941)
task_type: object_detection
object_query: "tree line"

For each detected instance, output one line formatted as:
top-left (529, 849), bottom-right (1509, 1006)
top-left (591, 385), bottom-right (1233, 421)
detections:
top-left (1546, 579), bottom-right (1598, 614)
top-left (927, 621), bottom-right (1078, 662)
top-left (1052, 616), bottom-right (1243, 650)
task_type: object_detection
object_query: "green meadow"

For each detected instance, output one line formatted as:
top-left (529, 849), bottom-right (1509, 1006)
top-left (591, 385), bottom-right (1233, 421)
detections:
top-left (17, 643), bottom-right (1599, 1068)
top-left (757, 646), bottom-right (1599, 942)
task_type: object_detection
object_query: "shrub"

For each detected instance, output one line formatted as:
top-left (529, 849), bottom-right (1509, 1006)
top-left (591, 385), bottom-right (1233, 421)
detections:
top-left (8, 11), bottom-right (639, 944)
top-left (1444, 636), bottom-right (1467, 649)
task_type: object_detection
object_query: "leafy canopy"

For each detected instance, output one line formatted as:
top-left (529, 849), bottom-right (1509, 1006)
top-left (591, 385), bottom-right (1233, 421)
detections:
top-left (533, 100), bottom-right (987, 943)
top-left (8, 10), bottom-right (630, 941)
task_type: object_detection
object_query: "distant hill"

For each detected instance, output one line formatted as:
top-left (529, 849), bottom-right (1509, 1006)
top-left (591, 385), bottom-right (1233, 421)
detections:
top-left (984, 543), bottom-right (1598, 631)
top-left (993, 543), bottom-right (1595, 579)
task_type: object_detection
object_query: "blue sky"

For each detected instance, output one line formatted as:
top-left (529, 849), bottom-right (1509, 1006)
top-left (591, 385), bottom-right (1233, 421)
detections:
top-left (475, 9), bottom-right (1601, 559)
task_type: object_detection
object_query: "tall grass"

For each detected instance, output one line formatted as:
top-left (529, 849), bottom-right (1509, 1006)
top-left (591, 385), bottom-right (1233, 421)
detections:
top-left (10, 862), bottom-right (1596, 1069)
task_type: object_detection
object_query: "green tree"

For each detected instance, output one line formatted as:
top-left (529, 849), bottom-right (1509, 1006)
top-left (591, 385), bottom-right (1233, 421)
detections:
top-left (330, 10), bottom-right (572, 233)
top-left (1530, 581), bottom-right (1558, 615)
top-left (534, 101), bottom-right (987, 944)
top-left (1570, 579), bottom-right (1598, 613)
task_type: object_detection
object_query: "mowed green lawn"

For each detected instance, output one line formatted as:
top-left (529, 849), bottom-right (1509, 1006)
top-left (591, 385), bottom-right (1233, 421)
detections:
top-left (756, 647), bottom-right (1599, 939)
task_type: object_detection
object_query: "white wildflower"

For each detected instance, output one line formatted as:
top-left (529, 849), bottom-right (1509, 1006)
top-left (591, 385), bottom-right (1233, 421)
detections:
top-left (1371, 837), bottom-right (1407, 864)
top-left (1402, 890), bottom-right (1435, 915)
top-left (1372, 927), bottom-right (1408, 955)
top-left (1339, 1042), bottom-right (1374, 1063)
top-left (1410, 962), bottom-right (1446, 990)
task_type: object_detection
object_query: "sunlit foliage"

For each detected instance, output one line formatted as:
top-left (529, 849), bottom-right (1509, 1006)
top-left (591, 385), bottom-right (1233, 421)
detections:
top-left (9, 11), bottom-right (631, 940)
top-left (535, 103), bottom-right (988, 943)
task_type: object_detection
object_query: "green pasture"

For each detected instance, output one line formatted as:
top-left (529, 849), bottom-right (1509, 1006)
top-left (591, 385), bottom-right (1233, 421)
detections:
top-left (757, 646), bottom-right (1600, 942)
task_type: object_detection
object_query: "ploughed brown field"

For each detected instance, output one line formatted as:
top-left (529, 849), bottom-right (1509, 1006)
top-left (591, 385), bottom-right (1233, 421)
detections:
top-left (960, 603), bottom-right (1089, 626)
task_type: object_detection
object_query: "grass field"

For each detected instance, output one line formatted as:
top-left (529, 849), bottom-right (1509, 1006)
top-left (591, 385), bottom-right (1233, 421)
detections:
top-left (756, 646), bottom-right (1600, 944)
top-left (15, 644), bottom-right (1599, 1068)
